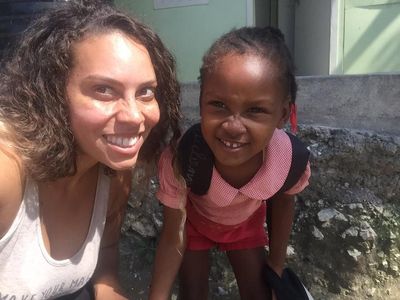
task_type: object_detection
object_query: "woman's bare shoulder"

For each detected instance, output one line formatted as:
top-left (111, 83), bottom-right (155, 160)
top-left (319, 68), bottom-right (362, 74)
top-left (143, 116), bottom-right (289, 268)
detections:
top-left (0, 145), bottom-right (25, 239)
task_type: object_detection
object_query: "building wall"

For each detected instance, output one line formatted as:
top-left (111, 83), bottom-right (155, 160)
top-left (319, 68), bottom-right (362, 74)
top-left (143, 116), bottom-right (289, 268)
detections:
top-left (341, 0), bottom-right (400, 74)
top-left (115, 0), bottom-right (248, 82)
top-left (115, 0), bottom-right (400, 78)
top-left (294, 0), bottom-right (400, 76)
top-left (294, 0), bottom-right (332, 76)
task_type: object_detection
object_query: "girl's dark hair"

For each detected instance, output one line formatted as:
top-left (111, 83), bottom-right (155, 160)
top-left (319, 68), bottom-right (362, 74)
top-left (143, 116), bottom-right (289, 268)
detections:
top-left (199, 26), bottom-right (297, 103)
top-left (0, 0), bottom-right (181, 181)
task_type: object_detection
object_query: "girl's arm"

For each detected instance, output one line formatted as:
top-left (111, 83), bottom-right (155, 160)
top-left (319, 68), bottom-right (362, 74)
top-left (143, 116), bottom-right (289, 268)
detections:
top-left (266, 193), bottom-right (295, 277)
top-left (149, 206), bottom-right (186, 300)
top-left (92, 170), bottom-right (131, 300)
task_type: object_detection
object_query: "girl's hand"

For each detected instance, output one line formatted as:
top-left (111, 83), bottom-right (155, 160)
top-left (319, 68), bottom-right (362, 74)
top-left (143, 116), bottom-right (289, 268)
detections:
top-left (266, 193), bottom-right (295, 278)
top-left (149, 206), bottom-right (187, 300)
top-left (266, 256), bottom-right (283, 278)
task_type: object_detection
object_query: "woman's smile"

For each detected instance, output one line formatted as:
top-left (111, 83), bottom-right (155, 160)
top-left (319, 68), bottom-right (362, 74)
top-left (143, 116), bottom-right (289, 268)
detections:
top-left (104, 134), bottom-right (140, 148)
top-left (67, 31), bottom-right (160, 171)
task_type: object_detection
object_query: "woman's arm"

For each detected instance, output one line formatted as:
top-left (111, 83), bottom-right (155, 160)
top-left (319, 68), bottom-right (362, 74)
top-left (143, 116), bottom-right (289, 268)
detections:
top-left (0, 147), bottom-right (24, 239)
top-left (91, 170), bottom-right (131, 300)
top-left (149, 206), bottom-right (186, 300)
top-left (266, 193), bottom-right (295, 277)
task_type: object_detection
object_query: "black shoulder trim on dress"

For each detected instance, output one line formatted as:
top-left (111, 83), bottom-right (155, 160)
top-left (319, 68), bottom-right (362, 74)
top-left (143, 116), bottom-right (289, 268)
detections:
top-left (278, 132), bottom-right (310, 194)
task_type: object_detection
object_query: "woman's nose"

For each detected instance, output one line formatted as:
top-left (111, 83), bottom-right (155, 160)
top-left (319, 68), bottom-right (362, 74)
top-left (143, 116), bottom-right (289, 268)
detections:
top-left (116, 98), bottom-right (144, 125)
top-left (222, 115), bottom-right (246, 136)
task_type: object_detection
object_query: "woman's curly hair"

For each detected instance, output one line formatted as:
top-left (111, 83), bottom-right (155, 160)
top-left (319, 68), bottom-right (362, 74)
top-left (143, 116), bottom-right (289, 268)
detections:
top-left (0, 0), bottom-right (181, 181)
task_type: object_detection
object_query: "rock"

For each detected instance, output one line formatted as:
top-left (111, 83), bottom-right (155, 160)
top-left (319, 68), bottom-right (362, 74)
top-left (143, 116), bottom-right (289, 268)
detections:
top-left (347, 203), bottom-right (364, 210)
top-left (312, 226), bottom-right (324, 240)
top-left (341, 226), bottom-right (359, 238)
top-left (317, 208), bottom-right (347, 223)
top-left (347, 248), bottom-right (362, 261)
top-left (381, 260), bottom-right (388, 268)
top-left (286, 245), bottom-right (296, 256)
top-left (359, 222), bottom-right (377, 241)
top-left (217, 287), bottom-right (228, 296)
top-left (366, 287), bottom-right (376, 297)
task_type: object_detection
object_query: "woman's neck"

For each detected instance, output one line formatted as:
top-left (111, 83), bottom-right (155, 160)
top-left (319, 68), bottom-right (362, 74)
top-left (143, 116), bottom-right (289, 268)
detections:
top-left (39, 152), bottom-right (99, 197)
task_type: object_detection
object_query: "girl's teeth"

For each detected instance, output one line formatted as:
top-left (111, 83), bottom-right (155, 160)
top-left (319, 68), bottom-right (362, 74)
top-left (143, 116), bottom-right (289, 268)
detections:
top-left (222, 140), bottom-right (241, 149)
top-left (106, 136), bottom-right (138, 148)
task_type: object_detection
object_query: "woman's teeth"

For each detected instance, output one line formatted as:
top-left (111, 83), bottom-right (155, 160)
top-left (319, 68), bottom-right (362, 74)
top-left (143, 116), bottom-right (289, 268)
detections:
top-left (106, 135), bottom-right (138, 148)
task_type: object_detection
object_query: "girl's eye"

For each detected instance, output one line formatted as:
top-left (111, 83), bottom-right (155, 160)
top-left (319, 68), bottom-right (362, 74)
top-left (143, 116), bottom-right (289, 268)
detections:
top-left (137, 87), bottom-right (156, 101)
top-left (209, 100), bottom-right (226, 109)
top-left (247, 107), bottom-right (267, 114)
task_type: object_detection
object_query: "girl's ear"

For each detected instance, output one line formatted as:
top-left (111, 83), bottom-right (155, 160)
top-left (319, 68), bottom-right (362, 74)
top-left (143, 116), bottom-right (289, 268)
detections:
top-left (277, 98), bottom-right (290, 129)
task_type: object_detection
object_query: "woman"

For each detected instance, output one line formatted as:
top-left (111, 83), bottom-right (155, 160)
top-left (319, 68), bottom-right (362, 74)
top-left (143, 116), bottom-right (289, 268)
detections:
top-left (0, 0), bottom-right (181, 299)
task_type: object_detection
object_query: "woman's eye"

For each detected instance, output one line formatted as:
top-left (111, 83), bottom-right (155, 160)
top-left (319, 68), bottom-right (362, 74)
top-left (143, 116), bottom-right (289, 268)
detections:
top-left (137, 87), bottom-right (155, 101)
top-left (95, 86), bottom-right (112, 94)
top-left (93, 85), bottom-right (115, 100)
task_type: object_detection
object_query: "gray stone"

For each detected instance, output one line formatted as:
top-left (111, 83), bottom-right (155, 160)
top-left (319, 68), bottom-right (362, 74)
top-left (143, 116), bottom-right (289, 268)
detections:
top-left (312, 226), bottom-right (325, 240)
top-left (347, 248), bottom-right (362, 261)
top-left (341, 226), bottom-right (359, 238)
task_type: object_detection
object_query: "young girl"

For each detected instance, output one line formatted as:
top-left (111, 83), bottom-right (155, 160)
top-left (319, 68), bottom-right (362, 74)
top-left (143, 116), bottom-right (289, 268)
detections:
top-left (149, 27), bottom-right (311, 300)
top-left (0, 0), bottom-right (180, 299)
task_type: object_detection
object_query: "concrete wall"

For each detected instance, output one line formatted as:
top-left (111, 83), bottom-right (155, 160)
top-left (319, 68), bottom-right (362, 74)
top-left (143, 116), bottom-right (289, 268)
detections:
top-left (181, 74), bottom-right (400, 136)
top-left (297, 74), bottom-right (400, 136)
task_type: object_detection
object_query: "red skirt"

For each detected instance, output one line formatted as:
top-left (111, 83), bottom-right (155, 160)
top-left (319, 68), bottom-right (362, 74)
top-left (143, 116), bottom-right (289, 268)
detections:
top-left (185, 201), bottom-right (268, 251)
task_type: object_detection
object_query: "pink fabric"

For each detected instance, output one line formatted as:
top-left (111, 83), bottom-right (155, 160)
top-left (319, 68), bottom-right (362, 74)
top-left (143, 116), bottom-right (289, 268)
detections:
top-left (156, 129), bottom-right (311, 225)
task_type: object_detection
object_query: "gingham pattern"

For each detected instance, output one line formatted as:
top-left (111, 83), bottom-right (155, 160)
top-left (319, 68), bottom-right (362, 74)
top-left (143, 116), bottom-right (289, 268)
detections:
top-left (157, 129), bottom-right (311, 225)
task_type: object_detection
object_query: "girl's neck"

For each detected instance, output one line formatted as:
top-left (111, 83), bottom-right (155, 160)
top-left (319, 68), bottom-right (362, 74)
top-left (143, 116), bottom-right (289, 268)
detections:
top-left (215, 152), bottom-right (263, 189)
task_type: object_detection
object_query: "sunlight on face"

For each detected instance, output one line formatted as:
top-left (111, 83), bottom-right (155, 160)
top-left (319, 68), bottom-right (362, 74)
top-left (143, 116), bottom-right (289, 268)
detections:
top-left (66, 31), bottom-right (160, 171)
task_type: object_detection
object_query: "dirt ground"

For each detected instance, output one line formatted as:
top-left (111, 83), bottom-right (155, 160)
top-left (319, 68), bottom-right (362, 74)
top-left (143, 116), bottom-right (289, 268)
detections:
top-left (118, 234), bottom-right (240, 300)
top-left (118, 233), bottom-right (400, 299)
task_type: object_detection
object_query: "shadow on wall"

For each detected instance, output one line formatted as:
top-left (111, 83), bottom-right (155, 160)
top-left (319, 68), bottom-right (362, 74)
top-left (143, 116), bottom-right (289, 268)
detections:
top-left (340, 3), bottom-right (400, 74)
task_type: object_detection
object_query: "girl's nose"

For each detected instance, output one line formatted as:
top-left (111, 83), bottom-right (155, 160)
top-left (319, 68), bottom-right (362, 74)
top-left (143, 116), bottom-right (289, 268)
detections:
top-left (222, 115), bottom-right (246, 137)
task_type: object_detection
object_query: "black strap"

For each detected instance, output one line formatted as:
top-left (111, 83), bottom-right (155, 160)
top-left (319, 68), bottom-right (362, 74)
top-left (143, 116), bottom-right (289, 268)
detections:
top-left (277, 132), bottom-right (310, 194)
top-left (267, 132), bottom-right (309, 242)
top-left (262, 264), bottom-right (310, 300)
top-left (177, 123), bottom-right (214, 195)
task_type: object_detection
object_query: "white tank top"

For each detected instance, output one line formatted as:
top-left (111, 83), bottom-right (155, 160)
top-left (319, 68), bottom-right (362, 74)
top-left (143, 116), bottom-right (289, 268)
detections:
top-left (0, 167), bottom-right (110, 299)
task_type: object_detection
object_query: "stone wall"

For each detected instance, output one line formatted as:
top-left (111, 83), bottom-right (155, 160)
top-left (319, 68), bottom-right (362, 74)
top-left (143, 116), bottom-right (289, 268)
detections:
top-left (120, 75), bottom-right (400, 299)
top-left (290, 126), bottom-right (400, 299)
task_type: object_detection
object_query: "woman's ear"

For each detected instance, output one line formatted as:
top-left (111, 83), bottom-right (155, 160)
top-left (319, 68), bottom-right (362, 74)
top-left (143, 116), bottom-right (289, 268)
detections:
top-left (199, 90), bottom-right (203, 117)
top-left (277, 98), bottom-right (290, 129)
